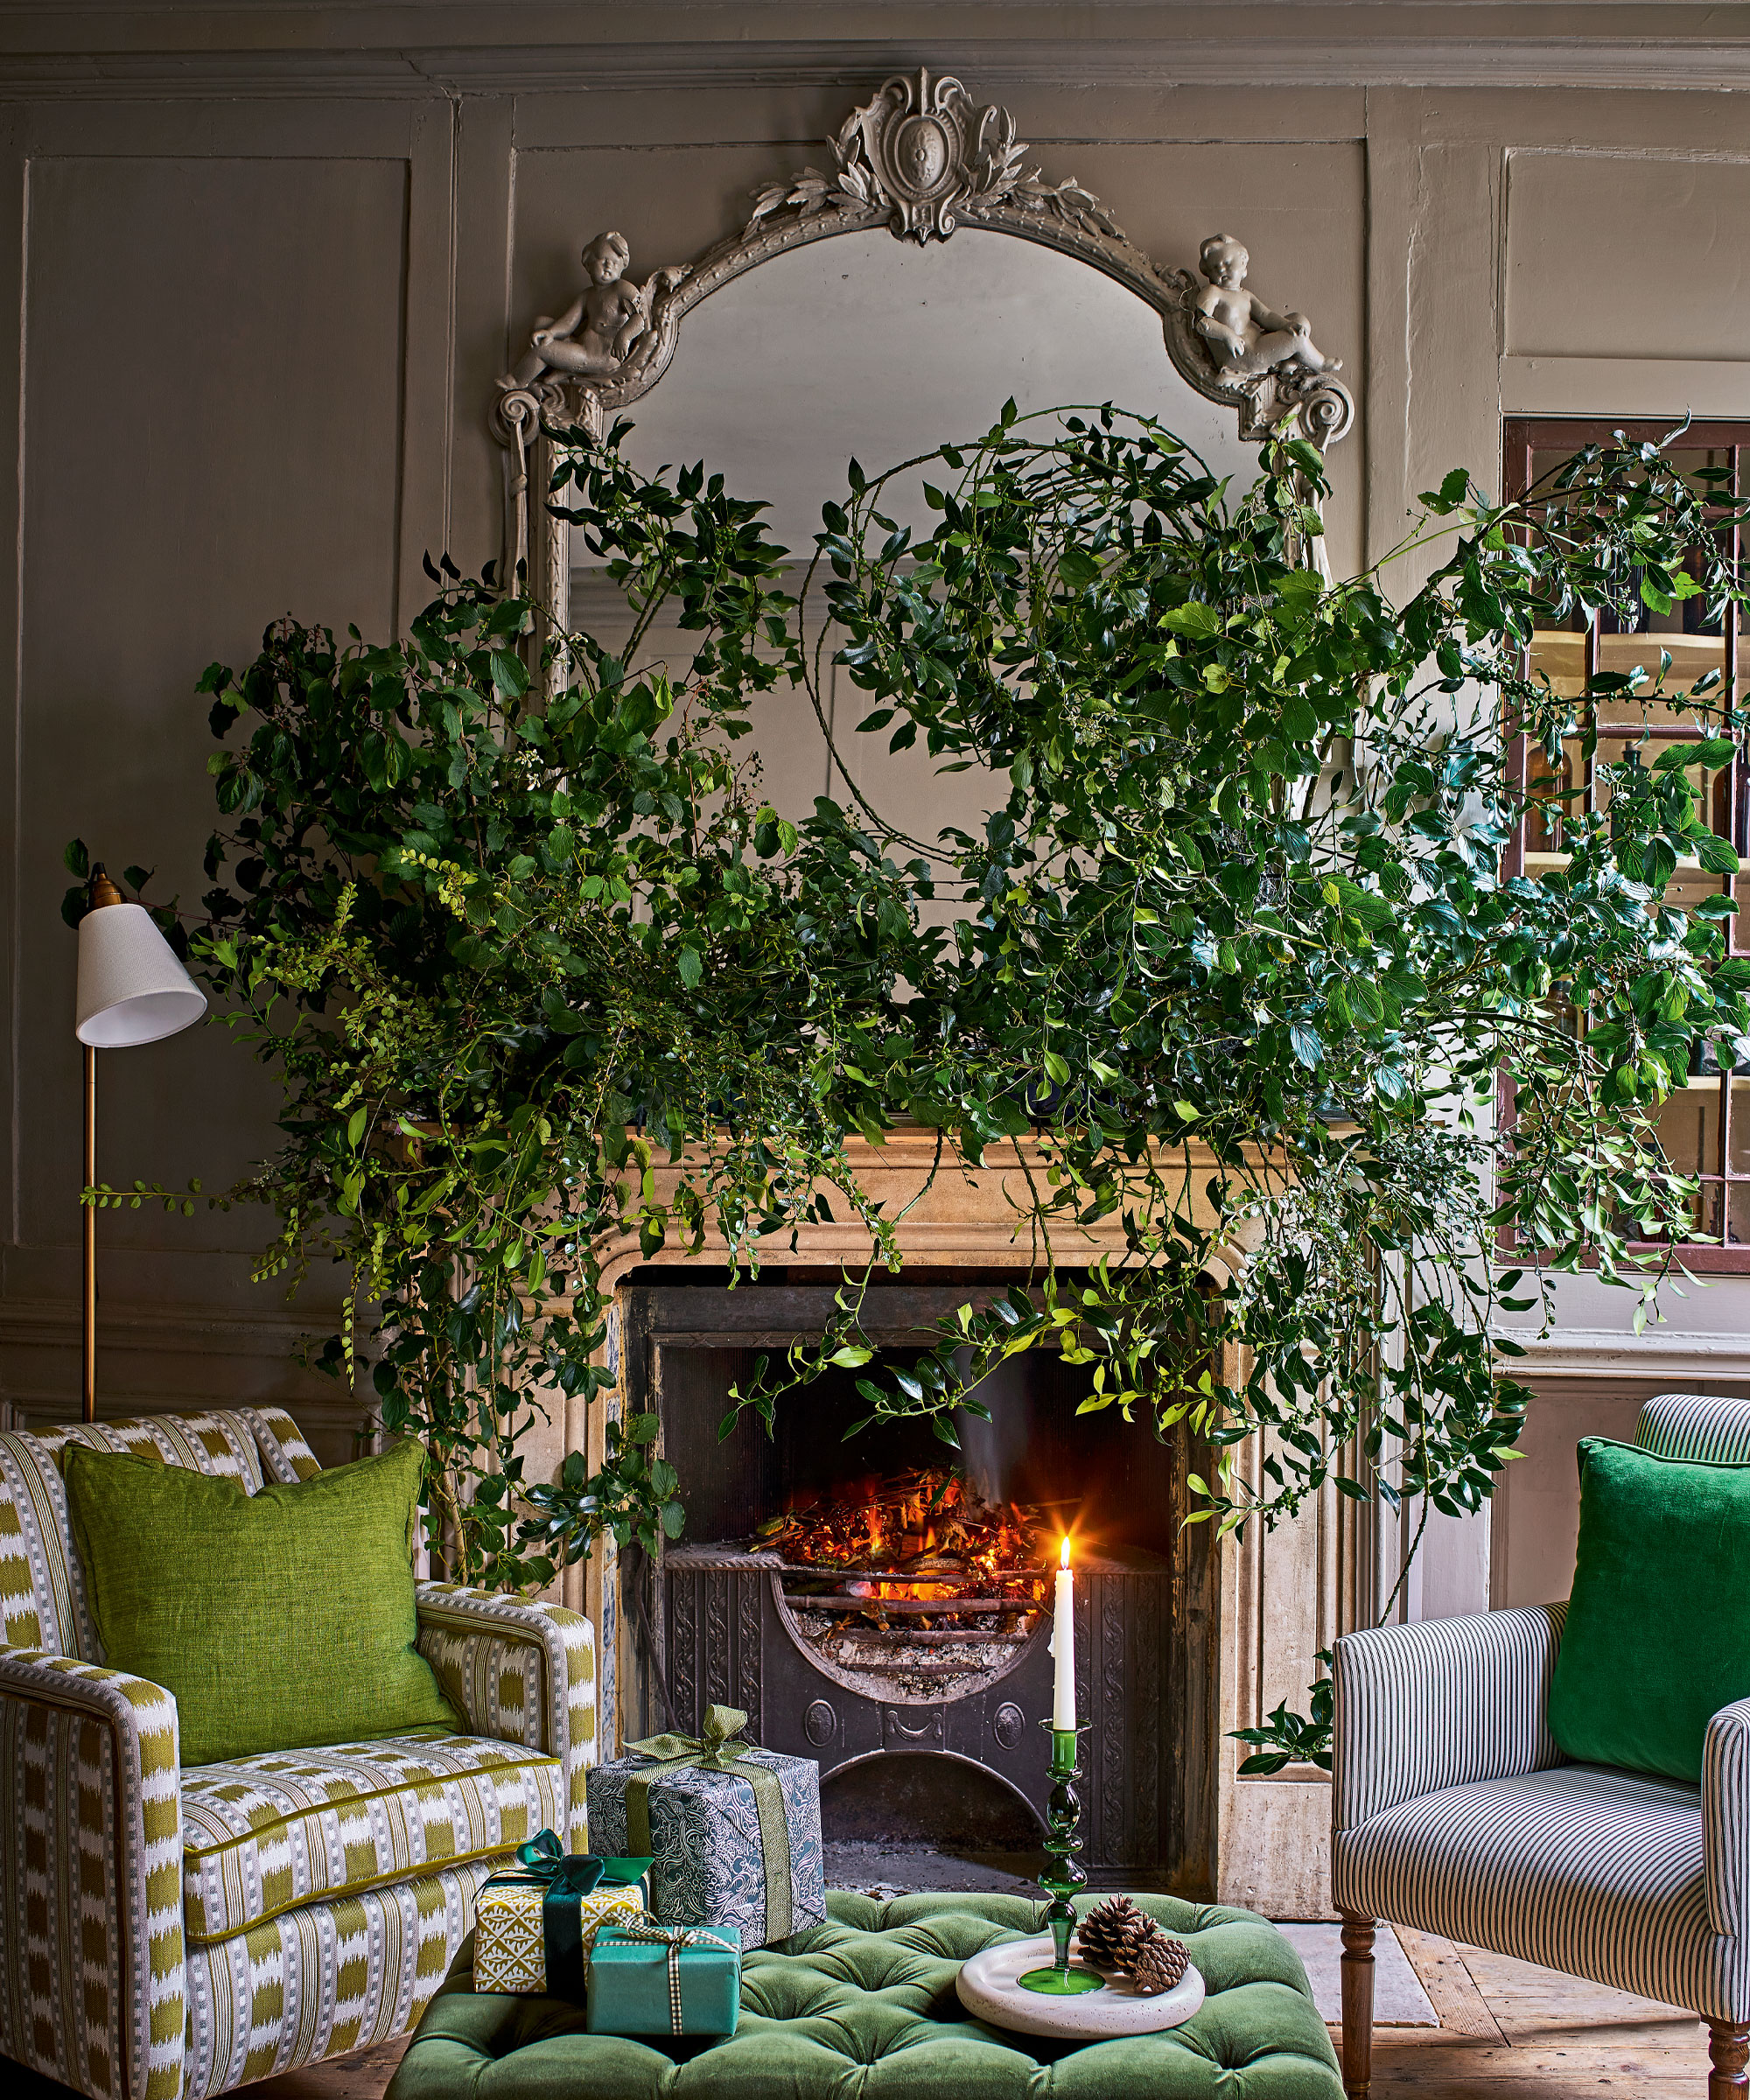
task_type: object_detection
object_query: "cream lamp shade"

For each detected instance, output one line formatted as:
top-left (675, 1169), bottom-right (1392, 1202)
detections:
top-left (74, 902), bottom-right (206, 1047)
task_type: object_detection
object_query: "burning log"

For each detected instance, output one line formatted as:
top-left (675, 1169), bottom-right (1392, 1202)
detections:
top-left (749, 1466), bottom-right (1052, 1619)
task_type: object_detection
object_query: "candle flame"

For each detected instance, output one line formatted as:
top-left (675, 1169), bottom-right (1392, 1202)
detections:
top-left (1060, 1534), bottom-right (1072, 1572)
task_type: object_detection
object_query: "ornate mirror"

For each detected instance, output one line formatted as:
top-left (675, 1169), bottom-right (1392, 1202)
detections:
top-left (492, 71), bottom-right (1356, 816)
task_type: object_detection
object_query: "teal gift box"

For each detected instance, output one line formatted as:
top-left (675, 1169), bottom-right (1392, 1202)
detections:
top-left (585, 1919), bottom-right (742, 2038)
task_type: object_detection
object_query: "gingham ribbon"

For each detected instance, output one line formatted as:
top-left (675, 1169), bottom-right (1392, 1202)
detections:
top-left (611, 1912), bottom-right (738, 2034)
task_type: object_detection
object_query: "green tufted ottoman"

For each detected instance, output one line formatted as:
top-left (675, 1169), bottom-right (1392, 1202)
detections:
top-left (388, 1892), bottom-right (1345, 2097)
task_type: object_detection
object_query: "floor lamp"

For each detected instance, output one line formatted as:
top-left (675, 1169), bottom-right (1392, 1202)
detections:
top-left (74, 866), bottom-right (206, 1423)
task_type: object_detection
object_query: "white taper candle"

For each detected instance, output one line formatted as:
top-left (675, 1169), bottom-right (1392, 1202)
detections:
top-left (1051, 1534), bottom-right (1075, 1730)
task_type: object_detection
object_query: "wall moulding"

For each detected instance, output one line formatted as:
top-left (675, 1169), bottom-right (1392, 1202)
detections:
top-left (1501, 1327), bottom-right (1750, 1381)
top-left (0, 1297), bottom-right (368, 1461)
top-left (4, 31), bottom-right (1750, 98)
top-left (1501, 355), bottom-right (1750, 421)
top-left (491, 66), bottom-right (1354, 635)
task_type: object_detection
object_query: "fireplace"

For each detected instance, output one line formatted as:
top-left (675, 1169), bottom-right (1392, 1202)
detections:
top-left (612, 1270), bottom-right (1218, 1895)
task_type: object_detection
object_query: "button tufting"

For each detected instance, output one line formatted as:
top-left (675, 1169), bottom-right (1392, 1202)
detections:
top-left (405, 1893), bottom-right (1346, 2098)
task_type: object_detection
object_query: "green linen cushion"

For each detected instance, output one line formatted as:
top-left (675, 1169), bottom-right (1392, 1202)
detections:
top-left (1550, 1435), bottom-right (1750, 1783)
top-left (64, 1437), bottom-right (459, 1766)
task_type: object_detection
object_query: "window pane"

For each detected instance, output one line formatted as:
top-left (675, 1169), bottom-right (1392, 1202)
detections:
top-left (1508, 421), bottom-right (1744, 1263)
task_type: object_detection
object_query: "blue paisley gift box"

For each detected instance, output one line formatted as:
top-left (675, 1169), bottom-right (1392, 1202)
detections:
top-left (586, 1921), bottom-right (742, 2038)
top-left (585, 1704), bottom-right (825, 1948)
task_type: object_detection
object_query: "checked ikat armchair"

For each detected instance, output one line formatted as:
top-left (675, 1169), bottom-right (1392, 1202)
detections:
top-left (0, 1406), bottom-right (597, 2100)
top-left (1332, 1393), bottom-right (1750, 2100)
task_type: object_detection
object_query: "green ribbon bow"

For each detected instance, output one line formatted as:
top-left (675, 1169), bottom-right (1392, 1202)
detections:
top-left (623, 1704), bottom-right (794, 1942)
top-left (489, 1830), bottom-right (654, 2003)
top-left (513, 1829), bottom-right (604, 1897)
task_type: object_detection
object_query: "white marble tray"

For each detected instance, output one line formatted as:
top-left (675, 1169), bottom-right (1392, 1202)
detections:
top-left (956, 1935), bottom-right (1205, 2039)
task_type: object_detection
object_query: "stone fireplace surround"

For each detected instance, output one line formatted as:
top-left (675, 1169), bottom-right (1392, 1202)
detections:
top-left (555, 1131), bottom-right (1358, 1919)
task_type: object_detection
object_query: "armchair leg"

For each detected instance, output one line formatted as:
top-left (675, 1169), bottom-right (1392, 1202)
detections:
top-left (1710, 2020), bottom-right (1750, 2098)
top-left (1339, 1914), bottom-right (1376, 2100)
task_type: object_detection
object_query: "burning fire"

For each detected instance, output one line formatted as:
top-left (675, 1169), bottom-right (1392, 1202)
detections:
top-left (751, 1467), bottom-right (1054, 1617)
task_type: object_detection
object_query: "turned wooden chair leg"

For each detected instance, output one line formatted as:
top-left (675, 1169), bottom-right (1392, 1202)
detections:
top-left (1710, 2020), bottom-right (1750, 2098)
top-left (1339, 1914), bottom-right (1376, 2100)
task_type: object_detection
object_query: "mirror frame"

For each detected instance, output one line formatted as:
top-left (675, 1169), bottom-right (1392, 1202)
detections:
top-left (492, 67), bottom-right (1356, 644)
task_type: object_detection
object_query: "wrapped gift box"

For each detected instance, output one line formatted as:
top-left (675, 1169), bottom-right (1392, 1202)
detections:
top-left (586, 1921), bottom-right (741, 2038)
top-left (586, 1707), bottom-right (824, 1947)
top-left (474, 1844), bottom-right (652, 1999)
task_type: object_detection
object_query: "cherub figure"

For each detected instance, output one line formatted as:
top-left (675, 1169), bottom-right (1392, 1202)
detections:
top-left (1191, 234), bottom-right (1341, 383)
top-left (507, 231), bottom-right (653, 387)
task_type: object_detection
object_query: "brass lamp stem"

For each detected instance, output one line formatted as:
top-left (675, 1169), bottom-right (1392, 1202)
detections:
top-left (80, 863), bottom-right (122, 1425)
top-left (82, 1043), bottom-right (96, 1423)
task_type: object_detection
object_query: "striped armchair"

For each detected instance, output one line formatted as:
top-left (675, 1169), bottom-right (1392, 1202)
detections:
top-left (0, 1407), bottom-right (597, 2100)
top-left (1331, 1392), bottom-right (1750, 2100)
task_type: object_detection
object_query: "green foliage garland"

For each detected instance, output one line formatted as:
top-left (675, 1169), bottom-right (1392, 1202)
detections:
top-left (76, 413), bottom-right (1749, 1694)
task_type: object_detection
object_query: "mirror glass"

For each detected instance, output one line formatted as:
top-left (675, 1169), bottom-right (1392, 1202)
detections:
top-left (570, 229), bottom-right (1270, 836)
top-left (593, 229), bottom-right (1261, 559)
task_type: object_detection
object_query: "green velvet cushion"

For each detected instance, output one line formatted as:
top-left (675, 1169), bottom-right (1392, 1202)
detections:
top-left (1550, 1436), bottom-right (1750, 1783)
top-left (65, 1438), bottom-right (459, 1766)
top-left (388, 1892), bottom-right (1344, 2099)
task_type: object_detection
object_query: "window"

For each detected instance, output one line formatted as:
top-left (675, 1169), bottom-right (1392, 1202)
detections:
top-left (1502, 418), bottom-right (1748, 1268)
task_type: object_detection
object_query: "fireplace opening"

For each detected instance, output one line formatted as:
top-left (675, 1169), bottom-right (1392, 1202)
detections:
top-left (616, 1273), bottom-right (1218, 1894)
top-left (823, 1751), bottom-right (1042, 1849)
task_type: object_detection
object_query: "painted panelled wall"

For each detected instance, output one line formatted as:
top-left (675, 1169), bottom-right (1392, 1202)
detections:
top-left (0, 41), bottom-right (1746, 1635)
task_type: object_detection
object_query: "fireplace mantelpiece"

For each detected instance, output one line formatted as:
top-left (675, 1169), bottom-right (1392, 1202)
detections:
top-left (535, 1131), bottom-right (1359, 1918)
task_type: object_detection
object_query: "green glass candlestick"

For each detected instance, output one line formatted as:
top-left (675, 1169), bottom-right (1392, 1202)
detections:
top-left (1018, 1724), bottom-right (1104, 1995)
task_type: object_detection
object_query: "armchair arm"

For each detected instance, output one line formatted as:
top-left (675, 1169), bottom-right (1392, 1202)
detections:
top-left (415, 1583), bottom-right (596, 1850)
top-left (0, 1648), bottom-right (183, 2100)
top-left (1704, 1697), bottom-right (1750, 1938)
top-left (1333, 1604), bottom-right (1567, 1832)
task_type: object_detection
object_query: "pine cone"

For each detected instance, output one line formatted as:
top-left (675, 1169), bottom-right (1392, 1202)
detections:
top-left (1074, 1894), bottom-right (1157, 1971)
top-left (1127, 1933), bottom-right (1191, 1996)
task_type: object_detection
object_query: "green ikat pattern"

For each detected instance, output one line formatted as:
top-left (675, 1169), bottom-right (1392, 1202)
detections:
top-left (181, 1732), bottom-right (563, 1940)
top-left (416, 1584), bottom-right (596, 1851)
top-left (182, 1857), bottom-right (492, 2100)
top-left (0, 1410), bottom-right (600, 2100)
top-left (0, 1648), bottom-right (185, 2100)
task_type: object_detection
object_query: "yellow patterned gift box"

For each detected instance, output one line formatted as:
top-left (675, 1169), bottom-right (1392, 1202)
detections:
top-left (475, 1830), bottom-right (654, 1998)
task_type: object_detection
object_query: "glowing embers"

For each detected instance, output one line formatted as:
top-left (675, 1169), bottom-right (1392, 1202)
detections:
top-left (748, 1467), bottom-right (1055, 1699)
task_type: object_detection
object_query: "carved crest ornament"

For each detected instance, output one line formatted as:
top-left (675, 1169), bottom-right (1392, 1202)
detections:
top-left (493, 69), bottom-right (1354, 611)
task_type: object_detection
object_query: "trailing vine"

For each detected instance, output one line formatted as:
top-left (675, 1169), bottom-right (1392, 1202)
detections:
top-left (74, 411), bottom-right (1749, 1693)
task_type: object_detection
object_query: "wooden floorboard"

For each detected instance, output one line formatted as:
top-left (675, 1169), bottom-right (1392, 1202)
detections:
top-left (1362, 1933), bottom-right (1713, 2097)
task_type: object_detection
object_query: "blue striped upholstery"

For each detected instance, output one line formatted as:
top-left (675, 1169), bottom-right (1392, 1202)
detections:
top-left (1333, 1606), bottom-right (1566, 1831)
top-left (1333, 1396), bottom-right (1750, 2027)
top-left (1635, 1392), bottom-right (1750, 1464)
top-left (1707, 1699), bottom-right (1750, 1940)
top-left (1334, 1764), bottom-right (1746, 2019)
